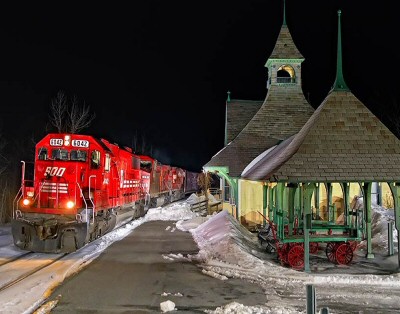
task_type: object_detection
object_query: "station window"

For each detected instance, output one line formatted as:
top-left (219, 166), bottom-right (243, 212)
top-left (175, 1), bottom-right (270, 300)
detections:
top-left (38, 147), bottom-right (48, 160)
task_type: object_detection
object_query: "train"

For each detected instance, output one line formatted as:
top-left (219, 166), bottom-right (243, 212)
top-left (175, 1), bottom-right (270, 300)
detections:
top-left (11, 133), bottom-right (200, 253)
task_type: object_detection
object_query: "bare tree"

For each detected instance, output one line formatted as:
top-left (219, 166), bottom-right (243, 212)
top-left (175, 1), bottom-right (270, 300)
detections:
top-left (0, 131), bottom-right (11, 223)
top-left (0, 132), bottom-right (7, 176)
top-left (49, 90), bottom-right (67, 133)
top-left (67, 95), bottom-right (96, 134)
top-left (130, 130), bottom-right (154, 156)
top-left (49, 90), bottom-right (95, 134)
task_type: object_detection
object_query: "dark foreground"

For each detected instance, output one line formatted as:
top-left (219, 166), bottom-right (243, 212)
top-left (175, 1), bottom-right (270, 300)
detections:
top-left (47, 220), bottom-right (267, 313)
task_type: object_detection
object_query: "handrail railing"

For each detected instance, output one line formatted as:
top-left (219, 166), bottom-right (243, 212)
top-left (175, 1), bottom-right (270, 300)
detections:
top-left (89, 175), bottom-right (96, 224)
top-left (277, 77), bottom-right (296, 83)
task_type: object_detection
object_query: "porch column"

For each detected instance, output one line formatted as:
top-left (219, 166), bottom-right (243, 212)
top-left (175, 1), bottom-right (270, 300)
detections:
top-left (389, 183), bottom-right (400, 269)
top-left (343, 182), bottom-right (350, 226)
top-left (287, 183), bottom-right (297, 235)
top-left (276, 183), bottom-right (285, 239)
top-left (303, 183), bottom-right (314, 273)
top-left (232, 178), bottom-right (239, 220)
top-left (363, 182), bottom-right (374, 259)
top-left (263, 183), bottom-right (268, 224)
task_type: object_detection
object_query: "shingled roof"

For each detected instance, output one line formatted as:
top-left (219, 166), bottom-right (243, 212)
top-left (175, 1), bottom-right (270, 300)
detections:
top-left (204, 16), bottom-right (314, 177)
top-left (242, 90), bottom-right (400, 182)
top-left (242, 10), bottom-right (400, 183)
top-left (268, 24), bottom-right (303, 60)
top-left (226, 99), bottom-right (263, 144)
top-left (204, 84), bottom-right (314, 177)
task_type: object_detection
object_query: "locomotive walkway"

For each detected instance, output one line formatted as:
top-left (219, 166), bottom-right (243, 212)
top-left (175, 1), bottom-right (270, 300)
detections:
top-left (48, 220), bottom-right (267, 313)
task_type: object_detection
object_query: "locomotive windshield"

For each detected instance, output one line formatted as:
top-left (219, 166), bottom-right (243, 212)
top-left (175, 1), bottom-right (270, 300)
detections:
top-left (37, 148), bottom-right (88, 162)
top-left (52, 149), bottom-right (69, 160)
top-left (71, 150), bottom-right (87, 162)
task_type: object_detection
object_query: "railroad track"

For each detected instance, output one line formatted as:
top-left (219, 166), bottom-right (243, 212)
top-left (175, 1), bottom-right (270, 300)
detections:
top-left (0, 251), bottom-right (68, 292)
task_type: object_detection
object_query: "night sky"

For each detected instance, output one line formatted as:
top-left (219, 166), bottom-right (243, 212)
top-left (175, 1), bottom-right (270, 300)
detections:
top-left (0, 1), bottom-right (398, 172)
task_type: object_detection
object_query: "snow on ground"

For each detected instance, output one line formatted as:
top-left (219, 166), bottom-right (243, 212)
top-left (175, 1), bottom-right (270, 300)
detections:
top-left (0, 197), bottom-right (399, 313)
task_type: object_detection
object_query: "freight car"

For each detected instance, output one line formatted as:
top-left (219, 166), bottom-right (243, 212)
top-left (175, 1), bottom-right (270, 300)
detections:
top-left (11, 133), bottom-right (200, 253)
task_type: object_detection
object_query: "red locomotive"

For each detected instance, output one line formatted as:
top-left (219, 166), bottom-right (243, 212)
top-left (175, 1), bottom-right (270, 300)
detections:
top-left (11, 133), bottom-right (200, 253)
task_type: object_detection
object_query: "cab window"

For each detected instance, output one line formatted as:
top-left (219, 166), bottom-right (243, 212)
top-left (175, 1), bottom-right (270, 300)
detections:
top-left (91, 150), bottom-right (101, 169)
top-left (38, 147), bottom-right (48, 160)
top-left (105, 154), bottom-right (111, 171)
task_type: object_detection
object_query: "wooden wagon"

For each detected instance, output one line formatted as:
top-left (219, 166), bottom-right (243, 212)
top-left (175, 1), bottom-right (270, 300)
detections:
top-left (258, 210), bottom-right (362, 270)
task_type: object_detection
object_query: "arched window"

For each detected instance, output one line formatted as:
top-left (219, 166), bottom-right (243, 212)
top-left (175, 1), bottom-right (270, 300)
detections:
top-left (277, 65), bottom-right (296, 83)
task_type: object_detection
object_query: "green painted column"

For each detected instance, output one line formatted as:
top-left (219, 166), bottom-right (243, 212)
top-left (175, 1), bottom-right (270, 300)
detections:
top-left (232, 178), bottom-right (239, 221)
top-left (276, 183), bottom-right (285, 239)
top-left (314, 183), bottom-right (320, 219)
top-left (327, 183), bottom-right (332, 222)
top-left (288, 184), bottom-right (296, 235)
top-left (270, 186), bottom-right (276, 223)
top-left (295, 186), bottom-right (301, 224)
top-left (263, 183), bottom-right (268, 225)
top-left (302, 183), bottom-right (313, 273)
top-left (363, 182), bottom-right (374, 259)
top-left (388, 183), bottom-right (400, 269)
top-left (343, 182), bottom-right (350, 226)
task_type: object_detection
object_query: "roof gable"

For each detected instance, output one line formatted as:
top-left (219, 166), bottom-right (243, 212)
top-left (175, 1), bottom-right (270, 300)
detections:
top-left (204, 85), bottom-right (313, 177)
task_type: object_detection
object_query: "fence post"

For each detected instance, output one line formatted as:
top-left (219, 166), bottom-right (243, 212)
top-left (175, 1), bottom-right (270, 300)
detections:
top-left (306, 284), bottom-right (316, 314)
top-left (320, 307), bottom-right (330, 314)
top-left (388, 221), bottom-right (394, 256)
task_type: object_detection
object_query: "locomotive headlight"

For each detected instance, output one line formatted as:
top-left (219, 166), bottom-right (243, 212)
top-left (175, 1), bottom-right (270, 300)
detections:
top-left (66, 201), bottom-right (75, 209)
top-left (22, 198), bottom-right (31, 206)
top-left (64, 135), bottom-right (71, 146)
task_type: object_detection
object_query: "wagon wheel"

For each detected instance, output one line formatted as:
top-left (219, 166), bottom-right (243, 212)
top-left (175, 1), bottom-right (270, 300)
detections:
top-left (309, 242), bottom-right (319, 254)
top-left (336, 243), bottom-right (353, 265)
top-left (347, 240), bottom-right (358, 252)
top-left (287, 244), bottom-right (304, 270)
top-left (325, 242), bottom-right (337, 263)
top-left (277, 243), bottom-right (290, 265)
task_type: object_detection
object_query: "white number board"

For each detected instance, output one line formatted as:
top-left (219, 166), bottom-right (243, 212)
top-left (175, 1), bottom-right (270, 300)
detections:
top-left (72, 140), bottom-right (89, 148)
top-left (50, 138), bottom-right (63, 146)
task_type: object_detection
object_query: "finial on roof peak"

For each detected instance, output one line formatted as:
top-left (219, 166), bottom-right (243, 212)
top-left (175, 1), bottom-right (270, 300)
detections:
top-left (331, 8), bottom-right (350, 92)
top-left (283, 0), bottom-right (287, 26)
top-left (227, 90), bottom-right (231, 102)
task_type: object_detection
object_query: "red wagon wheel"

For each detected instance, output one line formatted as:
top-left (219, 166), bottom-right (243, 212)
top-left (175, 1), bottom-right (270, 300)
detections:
top-left (325, 242), bottom-right (337, 263)
top-left (309, 242), bottom-right (319, 254)
top-left (347, 240), bottom-right (358, 252)
top-left (278, 243), bottom-right (290, 265)
top-left (336, 243), bottom-right (353, 265)
top-left (287, 244), bottom-right (304, 270)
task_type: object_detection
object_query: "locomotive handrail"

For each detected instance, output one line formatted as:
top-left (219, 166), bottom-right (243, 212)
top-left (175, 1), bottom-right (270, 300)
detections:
top-left (12, 186), bottom-right (23, 219)
top-left (89, 175), bottom-right (96, 224)
top-left (76, 182), bottom-right (90, 226)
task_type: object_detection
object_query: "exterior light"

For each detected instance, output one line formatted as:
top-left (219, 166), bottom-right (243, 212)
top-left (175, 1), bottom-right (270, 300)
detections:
top-left (64, 135), bottom-right (71, 146)
top-left (22, 198), bottom-right (30, 206)
top-left (66, 201), bottom-right (75, 209)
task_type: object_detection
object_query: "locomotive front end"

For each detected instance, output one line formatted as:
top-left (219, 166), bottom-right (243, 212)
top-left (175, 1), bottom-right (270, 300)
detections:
top-left (12, 134), bottom-right (93, 253)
